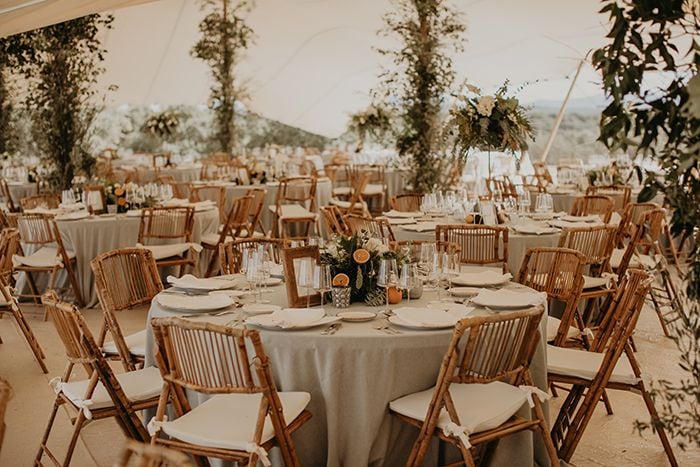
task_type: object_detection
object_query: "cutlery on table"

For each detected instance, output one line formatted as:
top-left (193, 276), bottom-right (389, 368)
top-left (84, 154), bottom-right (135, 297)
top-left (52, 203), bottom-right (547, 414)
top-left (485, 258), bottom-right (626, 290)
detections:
top-left (321, 323), bottom-right (341, 335)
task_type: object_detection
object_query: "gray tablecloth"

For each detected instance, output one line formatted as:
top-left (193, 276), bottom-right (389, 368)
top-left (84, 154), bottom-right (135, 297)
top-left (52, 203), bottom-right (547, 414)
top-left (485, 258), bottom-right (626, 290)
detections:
top-left (145, 283), bottom-right (550, 467)
top-left (392, 221), bottom-right (560, 276)
top-left (6, 181), bottom-right (38, 206)
top-left (16, 209), bottom-right (219, 307)
top-left (385, 169), bottom-right (410, 201)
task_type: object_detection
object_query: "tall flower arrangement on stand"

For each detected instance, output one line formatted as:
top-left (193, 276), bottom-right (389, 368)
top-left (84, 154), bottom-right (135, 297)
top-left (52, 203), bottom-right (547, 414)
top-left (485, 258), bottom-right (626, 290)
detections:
top-left (448, 82), bottom-right (534, 178)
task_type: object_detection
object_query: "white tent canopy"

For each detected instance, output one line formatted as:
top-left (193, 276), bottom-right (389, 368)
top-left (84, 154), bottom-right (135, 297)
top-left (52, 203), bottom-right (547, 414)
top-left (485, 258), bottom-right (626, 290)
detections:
top-left (3, 0), bottom-right (610, 138)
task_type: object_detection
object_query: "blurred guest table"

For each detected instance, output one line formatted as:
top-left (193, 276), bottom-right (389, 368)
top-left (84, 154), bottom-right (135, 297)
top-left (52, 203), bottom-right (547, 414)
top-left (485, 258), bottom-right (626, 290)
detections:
top-left (144, 279), bottom-right (549, 467)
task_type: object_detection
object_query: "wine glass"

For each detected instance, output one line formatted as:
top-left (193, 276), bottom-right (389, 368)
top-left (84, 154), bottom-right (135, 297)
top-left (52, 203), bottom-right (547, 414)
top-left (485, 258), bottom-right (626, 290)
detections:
top-left (377, 258), bottom-right (398, 314)
top-left (419, 243), bottom-right (436, 279)
top-left (297, 258), bottom-right (314, 309)
top-left (398, 263), bottom-right (419, 304)
top-left (313, 264), bottom-right (332, 308)
top-left (519, 190), bottom-right (531, 214)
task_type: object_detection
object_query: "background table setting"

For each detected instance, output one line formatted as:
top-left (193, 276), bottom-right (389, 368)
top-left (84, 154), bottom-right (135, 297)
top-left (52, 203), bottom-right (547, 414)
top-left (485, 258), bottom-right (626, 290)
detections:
top-left (143, 263), bottom-right (551, 467)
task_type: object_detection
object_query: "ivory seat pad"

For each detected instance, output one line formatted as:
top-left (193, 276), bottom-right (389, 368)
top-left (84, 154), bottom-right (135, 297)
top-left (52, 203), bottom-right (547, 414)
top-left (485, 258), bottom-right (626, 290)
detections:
top-left (158, 391), bottom-right (310, 451)
top-left (362, 183), bottom-right (385, 195)
top-left (138, 243), bottom-right (201, 260)
top-left (13, 246), bottom-right (75, 268)
top-left (269, 204), bottom-right (317, 219)
top-left (201, 233), bottom-right (234, 246)
top-left (609, 248), bottom-right (656, 270)
top-left (546, 317), bottom-right (580, 341)
top-left (57, 366), bottom-right (162, 411)
top-left (329, 198), bottom-right (368, 210)
top-left (547, 345), bottom-right (639, 385)
top-left (582, 275), bottom-right (613, 289)
top-left (390, 381), bottom-right (528, 437)
top-left (102, 329), bottom-right (147, 356)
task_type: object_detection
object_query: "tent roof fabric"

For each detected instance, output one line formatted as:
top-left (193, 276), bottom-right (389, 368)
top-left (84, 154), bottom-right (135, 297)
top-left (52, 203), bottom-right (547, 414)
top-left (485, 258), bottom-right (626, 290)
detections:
top-left (2, 0), bottom-right (609, 138)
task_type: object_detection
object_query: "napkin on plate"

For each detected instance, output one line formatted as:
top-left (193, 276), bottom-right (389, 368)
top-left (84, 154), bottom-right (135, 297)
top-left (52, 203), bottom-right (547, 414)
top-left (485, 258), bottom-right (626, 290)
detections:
top-left (560, 214), bottom-right (601, 223)
top-left (451, 270), bottom-right (512, 286)
top-left (383, 210), bottom-right (422, 218)
top-left (549, 220), bottom-right (601, 229)
top-left (265, 308), bottom-right (326, 328)
top-left (160, 198), bottom-right (189, 207)
top-left (511, 223), bottom-right (558, 235)
top-left (394, 307), bottom-right (460, 327)
top-left (167, 274), bottom-right (241, 290)
top-left (385, 217), bottom-right (415, 225)
top-left (156, 293), bottom-right (234, 311)
top-left (471, 289), bottom-right (544, 309)
top-left (401, 222), bottom-right (437, 232)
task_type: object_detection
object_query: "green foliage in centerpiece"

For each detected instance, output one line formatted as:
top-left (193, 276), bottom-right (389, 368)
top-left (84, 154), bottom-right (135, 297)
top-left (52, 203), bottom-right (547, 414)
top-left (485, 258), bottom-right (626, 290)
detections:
top-left (348, 104), bottom-right (395, 152)
top-left (448, 82), bottom-right (534, 160)
top-left (141, 111), bottom-right (181, 143)
top-left (4, 15), bottom-right (113, 190)
top-left (192, 0), bottom-right (255, 155)
top-left (320, 232), bottom-right (405, 304)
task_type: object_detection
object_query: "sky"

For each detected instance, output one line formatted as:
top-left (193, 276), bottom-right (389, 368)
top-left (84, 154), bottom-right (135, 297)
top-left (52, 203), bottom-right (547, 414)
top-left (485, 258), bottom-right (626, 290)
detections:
top-left (95, 0), bottom-right (612, 137)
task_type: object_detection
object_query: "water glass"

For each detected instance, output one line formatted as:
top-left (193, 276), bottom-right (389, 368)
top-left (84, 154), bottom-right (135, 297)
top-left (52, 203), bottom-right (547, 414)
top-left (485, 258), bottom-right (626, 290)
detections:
top-left (377, 258), bottom-right (398, 313)
top-left (398, 263), bottom-right (419, 304)
top-left (312, 264), bottom-right (332, 307)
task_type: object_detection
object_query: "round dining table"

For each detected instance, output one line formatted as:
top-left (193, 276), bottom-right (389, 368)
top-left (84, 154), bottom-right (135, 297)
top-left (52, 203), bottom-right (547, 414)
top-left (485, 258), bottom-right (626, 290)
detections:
top-left (15, 208), bottom-right (220, 307)
top-left (144, 281), bottom-right (550, 467)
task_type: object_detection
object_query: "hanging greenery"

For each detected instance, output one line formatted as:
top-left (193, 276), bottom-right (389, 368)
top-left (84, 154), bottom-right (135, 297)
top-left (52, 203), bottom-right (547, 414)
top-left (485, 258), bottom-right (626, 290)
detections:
top-left (347, 104), bottom-right (396, 152)
top-left (593, 0), bottom-right (699, 449)
top-left (375, 0), bottom-right (465, 192)
top-left (5, 15), bottom-right (113, 190)
top-left (192, 0), bottom-right (254, 156)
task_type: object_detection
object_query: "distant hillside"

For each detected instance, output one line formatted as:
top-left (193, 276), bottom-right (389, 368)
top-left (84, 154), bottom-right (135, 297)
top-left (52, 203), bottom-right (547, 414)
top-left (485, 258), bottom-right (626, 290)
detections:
top-left (527, 108), bottom-right (609, 163)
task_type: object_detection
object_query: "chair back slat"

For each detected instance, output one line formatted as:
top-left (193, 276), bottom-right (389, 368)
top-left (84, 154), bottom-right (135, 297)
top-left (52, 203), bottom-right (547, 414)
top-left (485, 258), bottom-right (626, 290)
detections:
top-left (189, 185), bottom-right (226, 223)
top-left (344, 214), bottom-right (395, 241)
top-left (517, 247), bottom-right (585, 301)
top-left (16, 213), bottom-right (56, 245)
top-left (219, 238), bottom-right (282, 275)
top-left (221, 195), bottom-right (253, 240)
top-left (558, 225), bottom-right (617, 270)
top-left (390, 193), bottom-right (423, 212)
top-left (435, 224), bottom-right (509, 272)
top-left (277, 176), bottom-right (317, 207)
top-left (570, 195), bottom-right (614, 222)
top-left (245, 187), bottom-right (266, 234)
top-left (0, 228), bottom-right (19, 281)
top-left (320, 206), bottom-right (349, 236)
top-left (586, 185), bottom-right (632, 211)
top-left (138, 207), bottom-right (194, 243)
top-left (20, 194), bottom-right (60, 211)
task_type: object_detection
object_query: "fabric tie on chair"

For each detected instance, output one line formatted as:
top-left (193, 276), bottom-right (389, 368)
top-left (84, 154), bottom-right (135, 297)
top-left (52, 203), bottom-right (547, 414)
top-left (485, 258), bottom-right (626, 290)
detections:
top-left (518, 385), bottom-right (551, 408)
top-left (48, 377), bottom-right (95, 420)
top-left (442, 421), bottom-right (472, 448)
top-left (147, 415), bottom-right (167, 436)
top-left (245, 442), bottom-right (272, 467)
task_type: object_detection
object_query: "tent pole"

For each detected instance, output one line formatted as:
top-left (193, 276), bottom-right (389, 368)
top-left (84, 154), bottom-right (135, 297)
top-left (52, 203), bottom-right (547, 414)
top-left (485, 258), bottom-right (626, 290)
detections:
top-left (539, 54), bottom-right (589, 163)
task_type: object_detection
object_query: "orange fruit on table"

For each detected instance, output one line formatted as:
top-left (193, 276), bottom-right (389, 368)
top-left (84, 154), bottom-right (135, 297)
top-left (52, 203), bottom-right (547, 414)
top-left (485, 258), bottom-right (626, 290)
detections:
top-left (332, 273), bottom-right (350, 287)
top-left (387, 286), bottom-right (402, 304)
top-left (352, 248), bottom-right (370, 264)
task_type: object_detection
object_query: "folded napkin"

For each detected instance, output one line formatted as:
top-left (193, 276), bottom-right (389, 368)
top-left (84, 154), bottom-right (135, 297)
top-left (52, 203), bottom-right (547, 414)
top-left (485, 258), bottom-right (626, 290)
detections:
top-left (472, 289), bottom-right (544, 309)
top-left (385, 217), bottom-right (415, 225)
top-left (266, 308), bottom-right (326, 329)
top-left (58, 202), bottom-right (85, 212)
top-left (394, 307), bottom-right (460, 327)
top-left (156, 292), bottom-right (234, 311)
top-left (160, 198), bottom-right (190, 207)
top-left (25, 207), bottom-right (59, 215)
top-left (167, 274), bottom-right (241, 290)
top-left (452, 270), bottom-right (512, 287)
top-left (136, 242), bottom-right (203, 260)
top-left (549, 220), bottom-right (602, 229)
top-left (55, 210), bottom-right (90, 221)
top-left (383, 210), bottom-right (422, 218)
top-left (401, 222), bottom-right (437, 232)
top-left (511, 224), bottom-right (558, 235)
top-left (560, 214), bottom-right (601, 223)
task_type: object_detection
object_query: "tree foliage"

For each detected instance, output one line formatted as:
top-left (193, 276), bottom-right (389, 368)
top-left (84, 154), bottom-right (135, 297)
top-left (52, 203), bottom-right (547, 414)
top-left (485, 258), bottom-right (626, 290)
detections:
top-left (593, 0), bottom-right (699, 449)
top-left (192, 0), bottom-right (254, 156)
top-left (376, 0), bottom-right (465, 192)
top-left (5, 15), bottom-right (113, 189)
top-left (0, 45), bottom-right (14, 155)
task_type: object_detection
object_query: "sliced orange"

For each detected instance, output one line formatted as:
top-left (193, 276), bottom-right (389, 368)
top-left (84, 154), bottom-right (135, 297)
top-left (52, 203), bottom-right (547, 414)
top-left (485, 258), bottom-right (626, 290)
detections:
top-left (332, 273), bottom-right (350, 287)
top-left (114, 187), bottom-right (124, 196)
top-left (352, 248), bottom-right (370, 264)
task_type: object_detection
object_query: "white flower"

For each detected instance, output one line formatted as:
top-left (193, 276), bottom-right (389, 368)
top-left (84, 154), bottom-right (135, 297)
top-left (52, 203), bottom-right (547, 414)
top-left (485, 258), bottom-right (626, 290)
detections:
top-left (476, 96), bottom-right (495, 117)
top-left (325, 243), bottom-right (339, 258)
top-left (365, 237), bottom-right (389, 255)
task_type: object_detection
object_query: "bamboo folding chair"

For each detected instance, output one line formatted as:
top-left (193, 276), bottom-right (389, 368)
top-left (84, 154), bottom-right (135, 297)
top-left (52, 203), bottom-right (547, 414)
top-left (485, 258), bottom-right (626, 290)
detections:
top-left (270, 176), bottom-right (319, 239)
top-left (244, 187), bottom-right (267, 237)
top-left (517, 247), bottom-right (586, 347)
top-left (91, 248), bottom-right (163, 371)
top-left (137, 206), bottom-right (197, 276)
top-left (0, 378), bottom-right (10, 454)
top-left (548, 269), bottom-right (677, 466)
top-left (586, 185), bottom-right (632, 212)
top-left (390, 193), bottom-right (423, 212)
top-left (281, 245), bottom-right (322, 308)
top-left (201, 195), bottom-right (253, 277)
top-left (570, 195), bottom-right (614, 223)
top-left (0, 229), bottom-right (47, 373)
top-left (149, 317), bottom-right (312, 466)
top-left (615, 202), bottom-right (657, 247)
top-left (391, 240), bottom-right (460, 263)
top-left (189, 185), bottom-right (227, 224)
top-left (344, 214), bottom-right (396, 242)
top-left (558, 225), bottom-right (618, 327)
top-left (0, 179), bottom-right (18, 213)
top-left (326, 163), bottom-right (352, 198)
top-left (115, 439), bottom-right (193, 467)
top-left (354, 164), bottom-right (387, 214)
top-left (12, 213), bottom-right (84, 307)
top-left (320, 205), bottom-right (349, 237)
top-left (486, 177), bottom-right (517, 198)
top-left (157, 175), bottom-right (184, 199)
top-left (36, 294), bottom-right (162, 467)
top-left (219, 238), bottom-right (283, 275)
top-left (389, 306), bottom-right (559, 467)
top-left (329, 171), bottom-right (369, 216)
top-left (435, 224), bottom-right (509, 273)
top-left (20, 194), bottom-right (60, 211)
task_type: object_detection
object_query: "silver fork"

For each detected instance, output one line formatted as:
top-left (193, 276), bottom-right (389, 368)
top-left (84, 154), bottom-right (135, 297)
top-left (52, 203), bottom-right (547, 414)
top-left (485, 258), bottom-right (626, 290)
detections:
top-left (321, 323), bottom-right (341, 335)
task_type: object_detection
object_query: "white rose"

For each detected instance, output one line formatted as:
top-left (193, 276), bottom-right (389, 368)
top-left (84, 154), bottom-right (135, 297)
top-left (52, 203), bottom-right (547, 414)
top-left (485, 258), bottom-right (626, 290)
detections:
top-left (365, 237), bottom-right (382, 253)
top-left (476, 96), bottom-right (495, 117)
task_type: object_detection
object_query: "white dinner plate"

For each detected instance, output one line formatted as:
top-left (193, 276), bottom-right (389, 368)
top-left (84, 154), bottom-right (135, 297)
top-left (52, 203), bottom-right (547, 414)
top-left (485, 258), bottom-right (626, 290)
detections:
top-left (426, 301), bottom-right (472, 315)
top-left (241, 303), bottom-right (282, 315)
top-left (156, 293), bottom-right (234, 312)
top-left (388, 315), bottom-right (455, 330)
top-left (470, 289), bottom-right (543, 310)
top-left (450, 272), bottom-right (511, 287)
top-left (245, 314), bottom-right (340, 330)
top-left (337, 311), bottom-right (377, 322)
top-left (168, 274), bottom-right (242, 291)
top-left (449, 287), bottom-right (481, 298)
top-left (55, 211), bottom-right (91, 221)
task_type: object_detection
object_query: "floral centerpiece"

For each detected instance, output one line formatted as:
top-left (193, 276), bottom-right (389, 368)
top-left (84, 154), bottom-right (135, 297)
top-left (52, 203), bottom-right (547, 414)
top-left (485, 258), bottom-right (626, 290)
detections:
top-left (348, 104), bottom-right (395, 152)
top-left (141, 111), bottom-right (181, 143)
top-left (320, 232), bottom-right (405, 305)
top-left (448, 81), bottom-right (534, 177)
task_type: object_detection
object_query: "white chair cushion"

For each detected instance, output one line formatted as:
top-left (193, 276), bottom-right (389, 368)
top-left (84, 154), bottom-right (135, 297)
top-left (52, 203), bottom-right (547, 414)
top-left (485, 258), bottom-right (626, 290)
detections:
top-left (547, 344), bottom-right (640, 385)
top-left (546, 316), bottom-right (580, 341)
top-left (362, 183), bottom-right (385, 196)
top-left (389, 381), bottom-right (528, 438)
top-left (12, 246), bottom-right (76, 268)
top-left (269, 204), bottom-right (316, 220)
top-left (332, 187), bottom-right (352, 196)
top-left (158, 391), bottom-right (310, 451)
top-left (57, 366), bottom-right (162, 412)
top-left (201, 233), bottom-right (234, 246)
top-left (329, 198), bottom-right (368, 210)
top-left (102, 329), bottom-right (147, 357)
top-left (138, 243), bottom-right (202, 260)
top-left (583, 275), bottom-right (612, 289)
top-left (609, 248), bottom-right (656, 270)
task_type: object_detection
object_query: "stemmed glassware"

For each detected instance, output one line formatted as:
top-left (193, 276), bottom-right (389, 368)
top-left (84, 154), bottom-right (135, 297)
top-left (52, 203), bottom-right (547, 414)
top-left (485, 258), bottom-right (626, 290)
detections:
top-left (313, 264), bottom-right (332, 308)
top-left (377, 258), bottom-right (398, 314)
top-left (397, 263), bottom-right (419, 304)
top-left (519, 190), bottom-right (531, 214)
